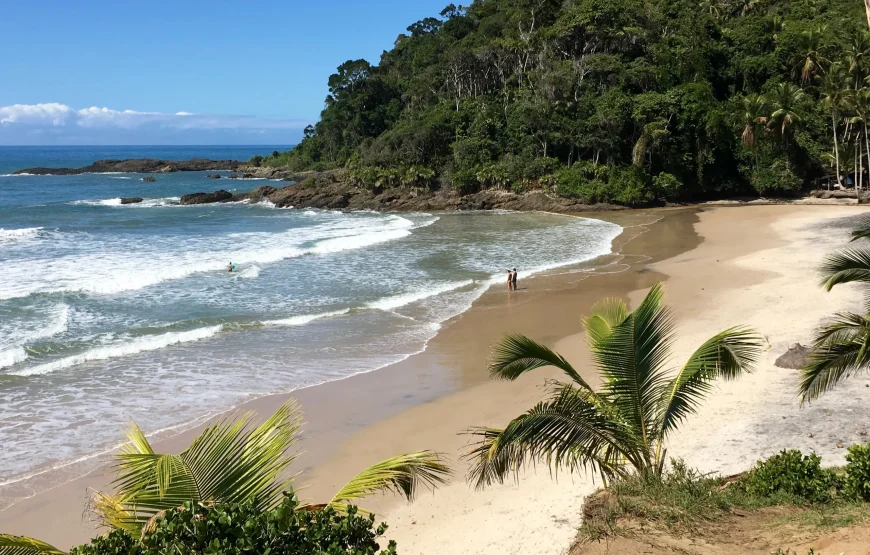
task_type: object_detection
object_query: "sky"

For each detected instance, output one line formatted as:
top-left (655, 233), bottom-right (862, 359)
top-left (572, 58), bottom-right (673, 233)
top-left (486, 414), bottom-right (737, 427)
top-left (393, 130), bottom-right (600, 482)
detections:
top-left (0, 0), bottom-right (449, 145)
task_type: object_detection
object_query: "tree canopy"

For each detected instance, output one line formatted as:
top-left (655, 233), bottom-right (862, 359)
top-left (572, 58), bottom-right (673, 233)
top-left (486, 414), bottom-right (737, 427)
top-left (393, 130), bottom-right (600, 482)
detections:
top-left (261, 0), bottom-right (867, 205)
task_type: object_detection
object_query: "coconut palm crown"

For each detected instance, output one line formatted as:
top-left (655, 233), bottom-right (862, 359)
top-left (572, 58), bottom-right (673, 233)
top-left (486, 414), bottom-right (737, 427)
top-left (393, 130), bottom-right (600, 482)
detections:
top-left (801, 215), bottom-right (870, 402)
top-left (464, 283), bottom-right (762, 488)
top-left (0, 400), bottom-right (450, 555)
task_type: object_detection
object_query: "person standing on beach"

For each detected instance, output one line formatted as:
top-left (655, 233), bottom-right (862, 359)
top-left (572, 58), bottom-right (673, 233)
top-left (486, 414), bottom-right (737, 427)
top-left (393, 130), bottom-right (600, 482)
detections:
top-left (512, 268), bottom-right (518, 290)
top-left (507, 270), bottom-right (514, 291)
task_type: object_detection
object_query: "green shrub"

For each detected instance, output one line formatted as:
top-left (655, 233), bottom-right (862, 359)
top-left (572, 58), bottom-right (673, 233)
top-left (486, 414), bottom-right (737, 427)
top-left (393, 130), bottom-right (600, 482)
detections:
top-left (69, 495), bottom-right (397, 555)
top-left (844, 442), bottom-right (870, 501)
top-left (653, 172), bottom-right (683, 201)
top-left (70, 530), bottom-right (139, 555)
top-left (249, 155), bottom-right (264, 167)
top-left (745, 450), bottom-right (837, 503)
top-left (610, 166), bottom-right (654, 206)
top-left (300, 177), bottom-right (317, 188)
top-left (750, 160), bottom-right (803, 196)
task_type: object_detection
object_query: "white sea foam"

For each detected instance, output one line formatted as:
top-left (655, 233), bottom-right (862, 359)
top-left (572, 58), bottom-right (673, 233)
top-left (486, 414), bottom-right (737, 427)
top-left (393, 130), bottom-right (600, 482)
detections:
top-left (0, 347), bottom-right (28, 369)
top-left (0, 214), bottom-right (417, 301)
top-left (236, 265), bottom-right (261, 279)
top-left (0, 227), bottom-right (44, 243)
top-left (0, 173), bottom-right (35, 177)
top-left (264, 309), bottom-right (350, 327)
top-left (10, 325), bottom-right (223, 377)
top-left (367, 280), bottom-right (475, 311)
top-left (70, 197), bottom-right (179, 207)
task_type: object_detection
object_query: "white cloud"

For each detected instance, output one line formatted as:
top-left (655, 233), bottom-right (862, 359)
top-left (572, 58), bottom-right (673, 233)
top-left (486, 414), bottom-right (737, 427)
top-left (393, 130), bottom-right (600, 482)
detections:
top-left (0, 103), bottom-right (74, 126)
top-left (0, 103), bottom-right (308, 131)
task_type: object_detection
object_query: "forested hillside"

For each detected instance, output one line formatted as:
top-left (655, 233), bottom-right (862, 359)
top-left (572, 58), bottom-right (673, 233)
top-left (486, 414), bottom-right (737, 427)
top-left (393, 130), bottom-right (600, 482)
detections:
top-left (259, 0), bottom-right (868, 205)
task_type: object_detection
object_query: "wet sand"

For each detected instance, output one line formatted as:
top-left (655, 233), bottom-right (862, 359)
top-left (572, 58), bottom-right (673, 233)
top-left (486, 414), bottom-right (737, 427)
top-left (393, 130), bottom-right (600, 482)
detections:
top-left (2, 205), bottom-right (867, 553)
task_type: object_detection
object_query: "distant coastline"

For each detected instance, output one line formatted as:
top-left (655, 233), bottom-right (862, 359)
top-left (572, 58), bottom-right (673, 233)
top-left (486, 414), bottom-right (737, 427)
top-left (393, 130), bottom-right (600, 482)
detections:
top-left (11, 157), bottom-right (869, 213)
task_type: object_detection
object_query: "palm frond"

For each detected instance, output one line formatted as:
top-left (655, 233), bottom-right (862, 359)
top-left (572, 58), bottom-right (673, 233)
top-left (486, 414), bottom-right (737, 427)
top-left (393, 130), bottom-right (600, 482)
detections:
top-left (583, 297), bottom-right (629, 345)
top-left (820, 248), bottom-right (870, 290)
top-left (328, 452), bottom-right (451, 509)
top-left (591, 283), bottom-right (675, 450)
top-left (0, 536), bottom-right (65, 555)
top-left (463, 384), bottom-right (641, 489)
top-left (95, 401), bottom-right (303, 533)
top-left (489, 333), bottom-right (597, 393)
top-left (658, 326), bottom-right (763, 438)
top-left (800, 312), bottom-right (870, 403)
top-left (851, 214), bottom-right (870, 242)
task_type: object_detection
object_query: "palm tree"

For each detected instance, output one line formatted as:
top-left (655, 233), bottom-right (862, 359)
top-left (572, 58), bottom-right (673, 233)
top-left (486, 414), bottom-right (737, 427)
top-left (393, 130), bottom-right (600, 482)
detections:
top-left (819, 217), bottom-right (870, 290)
top-left (464, 283), bottom-right (762, 488)
top-left (737, 93), bottom-right (768, 167)
top-left (819, 64), bottom-right (853, 186)
top-left (800, 303), bottom-right (870, 402)
top-left (768, 82), bottom-right (805, 145)
top-left (801, 216), bottom-right (870, 401)
top-left (848, 32), bottom-right (870, 88)
top-left (699, 0), bottom-right (726, 20)
top-left (771, 16), bottom-right (784, 43)
top-left (793, 28), bottom-right (829, 86)
top-left (0, 401), bottom-right (450, 554)
top-left (733, 0), bottom-right (758, 17)
top-left (850, 88), bottom-right (870, 193)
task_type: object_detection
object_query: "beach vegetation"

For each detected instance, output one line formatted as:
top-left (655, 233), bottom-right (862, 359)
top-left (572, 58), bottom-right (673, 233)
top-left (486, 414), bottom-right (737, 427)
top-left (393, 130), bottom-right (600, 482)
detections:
top-left (844, 441), bottom-right (870, 500)
top-left (0, 400), bottom-right (449, 555)
top-left (464, 282), bottom-right (763, 487)
top-left (579, 458), bottom-right (870, 546)
top-left (64, 495), bottom-right (396, 555)
top-left (744, 449), bottom-right (839, 503)
top-left (254, 0), bottom-right (868, 203)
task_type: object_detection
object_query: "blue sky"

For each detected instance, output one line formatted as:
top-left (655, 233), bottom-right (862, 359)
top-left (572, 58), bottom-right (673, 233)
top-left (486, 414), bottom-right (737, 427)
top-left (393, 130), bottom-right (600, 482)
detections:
top-left (0, 0), bottom-right (448, 145)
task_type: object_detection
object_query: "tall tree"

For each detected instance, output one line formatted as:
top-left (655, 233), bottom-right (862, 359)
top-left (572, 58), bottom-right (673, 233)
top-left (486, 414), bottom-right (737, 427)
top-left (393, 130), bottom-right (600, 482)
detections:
top-left (819, 63), bottom-right (853, 186)
top-left (737, 93), bottom-right (768, 167)
top-left (768, 82), bottom-right (805, 143)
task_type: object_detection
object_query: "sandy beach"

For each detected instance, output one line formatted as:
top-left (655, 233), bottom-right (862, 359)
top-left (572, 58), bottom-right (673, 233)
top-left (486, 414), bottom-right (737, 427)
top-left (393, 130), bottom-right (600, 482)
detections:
top-left (2, 205), bottom-right (869, 554)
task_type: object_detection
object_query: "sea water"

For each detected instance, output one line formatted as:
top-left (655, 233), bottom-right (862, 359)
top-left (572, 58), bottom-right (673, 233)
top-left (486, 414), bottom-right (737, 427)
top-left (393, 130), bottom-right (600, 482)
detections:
top-left (0, 146), bottom-right (621, 498)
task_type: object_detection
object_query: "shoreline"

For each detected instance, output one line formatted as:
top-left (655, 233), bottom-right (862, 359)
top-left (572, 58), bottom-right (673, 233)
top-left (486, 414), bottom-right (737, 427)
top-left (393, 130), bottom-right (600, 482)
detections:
top-left (0, 208), bottom-right (684, 547)
top-left (3, 205), bottom-right (869, 552)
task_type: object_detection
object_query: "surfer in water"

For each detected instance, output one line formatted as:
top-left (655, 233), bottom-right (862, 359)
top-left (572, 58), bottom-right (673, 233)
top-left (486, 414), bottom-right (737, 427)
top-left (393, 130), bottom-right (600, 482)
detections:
top-left (227, 262), bottom-right (236, 273)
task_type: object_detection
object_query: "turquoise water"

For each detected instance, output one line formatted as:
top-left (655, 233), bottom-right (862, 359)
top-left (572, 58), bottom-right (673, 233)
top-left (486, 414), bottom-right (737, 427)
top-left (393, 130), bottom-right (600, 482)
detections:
top-left (0, 146), bottom-right (621, 499)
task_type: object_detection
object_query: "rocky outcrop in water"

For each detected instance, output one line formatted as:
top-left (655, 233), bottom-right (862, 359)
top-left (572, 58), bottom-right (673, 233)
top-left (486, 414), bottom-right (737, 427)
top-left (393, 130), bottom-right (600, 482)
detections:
top-left (120, 197), bottom-right (144, 205)
top-left (207, 174), bottom-right (222, 179)
top-left (14, 158), bottom-right (243, 175)
top-left (142, 176), bottom-right (156, 182)
top-left (180, 190), bottom-right (234, 205)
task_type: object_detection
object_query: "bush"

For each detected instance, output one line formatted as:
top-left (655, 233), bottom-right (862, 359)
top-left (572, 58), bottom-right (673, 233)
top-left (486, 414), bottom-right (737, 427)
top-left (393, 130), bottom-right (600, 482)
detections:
top-left (610, 166), bottom-right (654, 206)
top-left (653, 172), bottom-right (683, 201)
top-left (69, 495), bottom-right (397, 555)
top-left (249, 155), bottom-right (264, 167)
top-left (750, 159), bottom-right (803, 196)
top-left (300, 177), bottom-right (317, 188)
top-left (745, 450), bottom-right (837, 503)
top-left (844, 442), bottom-right (870, 501)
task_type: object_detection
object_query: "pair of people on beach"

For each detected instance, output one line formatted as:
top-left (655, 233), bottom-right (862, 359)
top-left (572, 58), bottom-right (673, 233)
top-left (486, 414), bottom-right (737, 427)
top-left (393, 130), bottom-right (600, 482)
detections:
top-left (507, 268), bottom-right (518, 291)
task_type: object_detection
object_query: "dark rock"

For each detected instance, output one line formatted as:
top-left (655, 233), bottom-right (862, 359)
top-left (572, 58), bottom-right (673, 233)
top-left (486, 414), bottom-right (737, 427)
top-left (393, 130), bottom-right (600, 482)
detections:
top-left (142, 176), bottom-right (157, 183)
top-left (207, 174), bottom-right (222, 179)
top-left (228, 172), bottom-right (256, 179)
top-left (120, 197), bottom-right (143, 204)
top-left (180, 190), bottom-right (234, 205)
top-left (14, 158), bottom-right (242, 175)
top-left (775, 343), bottom-right (812, 369)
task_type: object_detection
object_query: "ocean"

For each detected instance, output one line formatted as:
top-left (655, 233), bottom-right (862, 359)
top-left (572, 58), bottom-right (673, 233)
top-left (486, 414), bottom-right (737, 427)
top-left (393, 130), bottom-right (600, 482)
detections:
top-left (0, 145), bottom-right (621, 504)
